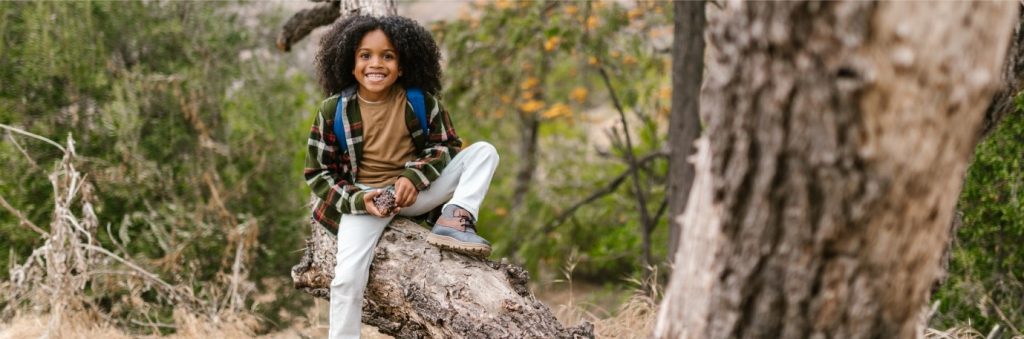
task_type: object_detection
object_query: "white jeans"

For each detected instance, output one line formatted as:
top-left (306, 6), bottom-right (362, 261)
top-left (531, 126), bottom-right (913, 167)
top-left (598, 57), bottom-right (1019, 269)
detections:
top-left (328, 142), bottom-right (499, 339)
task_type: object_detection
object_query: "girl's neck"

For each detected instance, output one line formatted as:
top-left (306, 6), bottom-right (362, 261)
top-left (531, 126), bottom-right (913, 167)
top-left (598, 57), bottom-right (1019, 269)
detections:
top-left (357, 87), bottom-right (395, 104)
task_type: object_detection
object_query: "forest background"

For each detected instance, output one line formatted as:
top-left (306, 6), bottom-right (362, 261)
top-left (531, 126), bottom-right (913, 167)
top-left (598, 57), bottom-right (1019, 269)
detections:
top-left (0, 1), bottom-right (1021, 337)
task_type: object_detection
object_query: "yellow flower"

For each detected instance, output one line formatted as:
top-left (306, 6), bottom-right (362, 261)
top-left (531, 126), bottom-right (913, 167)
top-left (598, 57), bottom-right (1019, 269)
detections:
top-left (495, 0), bottom-right (512, 10)
top-left (520, 77), bottom-right (540, 91)
top-left (588, 56), bottom-right (599, 66)
top-left (541, 103), bottom-right (572, 119)
top-left (500, 95), bottom-right (512, 104)
top-left (521, 91), bottom-right (535, 100)
top-left (519, 100), bottom-right (545, 113)
top-left (494, 207), bottom-right (508, 217)
top-left (628, 8), bottom-right (643, 21)
top-left (623, 55), bottom-right (637, 65)
top-left (610, 50), bottom-right (621, 59)
top-left (659, 86), bottom-right (672, 100)
top-left (564, 4), bottom-right (578, 16)
top-left (586, 16), bottom-right (599, 30)
top-left (570, 87), bottom-right (588, 103)
top-left (544, 36), bottom-right (561, 52)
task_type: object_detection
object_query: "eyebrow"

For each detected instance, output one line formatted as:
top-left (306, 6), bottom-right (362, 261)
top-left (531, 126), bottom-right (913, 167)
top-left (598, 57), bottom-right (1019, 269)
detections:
top-left (356, 48), bottom-right (396, 53)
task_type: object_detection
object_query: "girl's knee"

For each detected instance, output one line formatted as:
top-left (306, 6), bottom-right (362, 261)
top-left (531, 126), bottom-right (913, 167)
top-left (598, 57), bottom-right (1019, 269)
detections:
top-left (468, 142), bottom-right (499, 161)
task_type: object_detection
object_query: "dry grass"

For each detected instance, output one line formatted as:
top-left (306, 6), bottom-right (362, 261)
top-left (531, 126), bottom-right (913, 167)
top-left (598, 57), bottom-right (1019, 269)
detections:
top-left (0, 312), bottom-right (258, 339)
top-left (0, 313), bottom-right (129, 339)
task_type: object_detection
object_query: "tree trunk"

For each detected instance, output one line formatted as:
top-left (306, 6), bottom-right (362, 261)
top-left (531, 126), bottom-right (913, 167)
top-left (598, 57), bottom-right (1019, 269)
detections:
top-left (655, 2), bottom-right (1017, 338)
top-left (666, 0), bottom-right (706, 262)
top-left (292, 218), bottom-right (593, 338)
top-left (511, 107), bottom-right (540, 210)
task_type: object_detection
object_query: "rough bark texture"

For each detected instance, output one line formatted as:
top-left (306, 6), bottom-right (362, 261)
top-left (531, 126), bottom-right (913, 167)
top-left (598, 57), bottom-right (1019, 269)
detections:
top-left (292, 218), bottom-right (594, 339)
top-left (655, 137), bottom-right (720, 339)
top-left (656, 2), bottom-right (1017, 338)
top-left (666, 0), bottom-right (706, 262)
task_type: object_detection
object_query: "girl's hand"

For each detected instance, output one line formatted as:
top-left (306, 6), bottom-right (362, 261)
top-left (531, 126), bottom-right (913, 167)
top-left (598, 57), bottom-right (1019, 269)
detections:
top-left (363, 190), bottom-right (391, 217)
top-left (394, 177), bottom-right (418, 208)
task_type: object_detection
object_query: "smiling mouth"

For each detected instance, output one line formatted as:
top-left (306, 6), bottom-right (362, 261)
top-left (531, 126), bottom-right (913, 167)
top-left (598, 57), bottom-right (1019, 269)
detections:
top-left (365, 73), bottom-right (387, 81)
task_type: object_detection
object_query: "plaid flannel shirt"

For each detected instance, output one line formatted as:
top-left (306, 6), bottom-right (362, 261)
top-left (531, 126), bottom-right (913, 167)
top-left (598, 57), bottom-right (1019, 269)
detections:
top-left (304, 86), bottom-right (463, 233)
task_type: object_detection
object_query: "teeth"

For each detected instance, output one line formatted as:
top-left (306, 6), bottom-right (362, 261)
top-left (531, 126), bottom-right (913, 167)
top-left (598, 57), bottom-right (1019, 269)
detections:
top-left (366, 74), bottom-right (385, 80)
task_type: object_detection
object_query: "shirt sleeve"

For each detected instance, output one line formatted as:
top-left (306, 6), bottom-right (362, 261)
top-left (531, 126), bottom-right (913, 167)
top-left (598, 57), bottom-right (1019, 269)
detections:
top-left (304, 98), bottom-right (369, 214)
top-left (400, 95), bottom-right (463, 191)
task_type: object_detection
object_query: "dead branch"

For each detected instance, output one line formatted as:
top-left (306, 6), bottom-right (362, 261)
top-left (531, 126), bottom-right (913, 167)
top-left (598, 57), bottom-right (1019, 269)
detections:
top-left (291, 218), bottom-right (594, 338)
top-left (0, 194), bottom-right (47, 236)
top-left (276, 2), bottom-right (341, 52)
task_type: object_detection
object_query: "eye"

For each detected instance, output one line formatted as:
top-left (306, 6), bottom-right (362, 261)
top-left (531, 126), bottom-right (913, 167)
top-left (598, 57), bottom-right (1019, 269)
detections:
top-left (358, 52), bottom-right (370, 60)
top-left (383, 53), bottom-right (396, 61)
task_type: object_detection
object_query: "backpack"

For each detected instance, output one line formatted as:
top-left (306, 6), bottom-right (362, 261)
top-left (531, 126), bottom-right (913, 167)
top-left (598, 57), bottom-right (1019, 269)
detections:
top-left (333, 87), bottom-right (429, 152)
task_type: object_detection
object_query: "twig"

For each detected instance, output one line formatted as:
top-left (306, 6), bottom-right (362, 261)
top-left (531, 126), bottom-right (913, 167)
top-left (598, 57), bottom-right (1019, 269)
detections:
top-left (0, 123), bottom-right (66, 153)
top-left (6, 131), bottom-right (39, 170)
top-left (541, 150), bottom-right (668, 234)
top-left (598, 66), bottom-right (655, 271)
top-left (129, 319), bottom-right (177, 329)
top-left (0, 193), bottom-right (47, 236)
top-left (651, 197), bottom-right (669, 232)
top-left (986, 293), bottom-right (1022, 336)
top-left (78, 243), bottom-right (175, 292)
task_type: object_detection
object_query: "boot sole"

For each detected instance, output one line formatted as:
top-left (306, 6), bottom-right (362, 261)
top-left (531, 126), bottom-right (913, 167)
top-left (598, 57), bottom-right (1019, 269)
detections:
top-left (426, 233), bottom-right (492, 257)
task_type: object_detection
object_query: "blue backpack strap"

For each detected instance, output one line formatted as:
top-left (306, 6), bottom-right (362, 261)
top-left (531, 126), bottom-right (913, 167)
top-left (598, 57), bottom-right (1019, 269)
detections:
top-left (332, 87), bottom-right (358, 152)
top-left (406, 87), bottom-right (429, 136)
top-left (333, 95), bottom-right (348, 152)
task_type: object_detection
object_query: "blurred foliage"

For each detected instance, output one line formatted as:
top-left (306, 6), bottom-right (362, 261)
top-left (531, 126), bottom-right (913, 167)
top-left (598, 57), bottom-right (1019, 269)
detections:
top-left (0, 1), bottom-right (315, 332)
top-left (433, 0), bottom-right (674, 282)
top-left (933, 107), bottom-right (1024, 331)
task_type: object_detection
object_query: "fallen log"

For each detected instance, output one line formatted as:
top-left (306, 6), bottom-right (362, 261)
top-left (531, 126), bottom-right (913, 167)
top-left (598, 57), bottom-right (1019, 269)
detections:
top-left (292, 217), bottom-right (594, 339)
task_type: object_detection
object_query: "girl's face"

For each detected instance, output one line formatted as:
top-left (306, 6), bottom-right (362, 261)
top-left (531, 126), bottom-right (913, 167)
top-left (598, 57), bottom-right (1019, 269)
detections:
top-left (353, 29), bottom-right (401, 102)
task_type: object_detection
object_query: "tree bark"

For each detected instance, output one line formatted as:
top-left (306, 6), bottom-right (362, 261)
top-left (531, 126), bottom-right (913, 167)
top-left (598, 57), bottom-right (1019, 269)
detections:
top-left (666, 0), bottom-right (706, 262)
top-left (655, 2), bottom-right (1017, 338)
top-left (276, 2), bottom-right (340, 52)
top-left (292, 218), bottom-right (593, 339)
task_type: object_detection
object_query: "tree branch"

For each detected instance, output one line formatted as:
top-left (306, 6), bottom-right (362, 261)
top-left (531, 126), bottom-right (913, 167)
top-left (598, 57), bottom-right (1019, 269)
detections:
top-left (276, 2), bottom-right (341, 52)
top-left (540, 151), bottom-right (668, 235)
top-left (0, 194), bottom-right (47, 236)
top-left (598, 66), bottom-right (656, 273)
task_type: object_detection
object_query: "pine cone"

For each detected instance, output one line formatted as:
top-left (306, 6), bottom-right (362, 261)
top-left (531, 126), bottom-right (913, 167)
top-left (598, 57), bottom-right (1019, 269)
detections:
top-left (373, 188), bottom-right (397, 215)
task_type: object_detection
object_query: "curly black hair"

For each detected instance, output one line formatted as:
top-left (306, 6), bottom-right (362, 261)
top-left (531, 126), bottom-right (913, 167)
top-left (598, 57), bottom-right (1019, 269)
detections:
top-left (315, 15), bottom-right (443, 97)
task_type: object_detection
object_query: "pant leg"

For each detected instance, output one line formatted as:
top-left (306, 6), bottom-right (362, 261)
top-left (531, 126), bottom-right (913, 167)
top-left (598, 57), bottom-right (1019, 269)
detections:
top-left (328, 212), bottom-right (394, 339)
top-left (398, 142), bottom-right (500, 220)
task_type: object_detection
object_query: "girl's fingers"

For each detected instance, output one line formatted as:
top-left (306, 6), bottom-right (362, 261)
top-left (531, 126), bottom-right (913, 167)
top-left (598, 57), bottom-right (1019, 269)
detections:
top-left (395, 189), bottom-right (407, 207)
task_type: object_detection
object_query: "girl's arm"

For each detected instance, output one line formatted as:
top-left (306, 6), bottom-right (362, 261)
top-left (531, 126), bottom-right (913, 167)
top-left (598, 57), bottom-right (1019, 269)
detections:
top-left (400, 95), bottom-right (463, 191)
top-left (304, 98), bottom-right (370, 215)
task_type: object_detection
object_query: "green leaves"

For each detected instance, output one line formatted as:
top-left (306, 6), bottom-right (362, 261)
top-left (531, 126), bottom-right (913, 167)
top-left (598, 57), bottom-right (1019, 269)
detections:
top-left (934, 102), bottom-right (1024, 330)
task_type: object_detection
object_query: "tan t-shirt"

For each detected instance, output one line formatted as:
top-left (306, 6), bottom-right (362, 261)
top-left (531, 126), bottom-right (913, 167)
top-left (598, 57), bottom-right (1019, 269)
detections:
top-left (356, 87), bottom-right (417, 188)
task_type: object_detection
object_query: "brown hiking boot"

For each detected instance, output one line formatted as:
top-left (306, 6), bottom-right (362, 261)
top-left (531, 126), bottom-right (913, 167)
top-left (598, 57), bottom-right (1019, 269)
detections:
top-left (426, 206), bottom-right (492, 257)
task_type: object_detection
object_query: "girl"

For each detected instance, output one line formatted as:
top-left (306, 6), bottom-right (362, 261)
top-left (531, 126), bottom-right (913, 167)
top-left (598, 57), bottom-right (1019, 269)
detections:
top-left (303, 15), bottom-right (499, 339)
